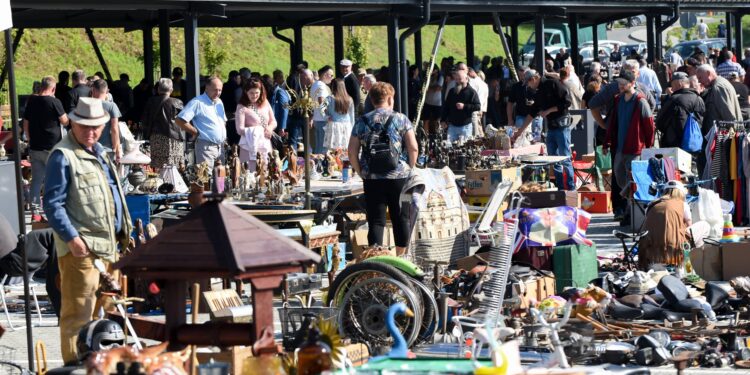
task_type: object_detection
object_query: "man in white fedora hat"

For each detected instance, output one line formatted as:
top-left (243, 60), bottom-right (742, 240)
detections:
top-left (340, 59), bottom-right (362, 115)
top-left (43, 97), bottom-right (132, 364)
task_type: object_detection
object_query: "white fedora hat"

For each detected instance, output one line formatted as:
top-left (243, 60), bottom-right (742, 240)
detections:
top-left (68, 97), bottom-right (110, 126)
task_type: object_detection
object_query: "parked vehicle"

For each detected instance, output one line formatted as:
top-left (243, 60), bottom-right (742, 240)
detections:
top-left (580, 39), bottom-right (624, 51)
top-left (620, 43), bottom-right (648, 59)
top-left (581, 45), bottom-right (612, 69)
top-left (521, 23), bottom-right (608, 65)
top-left (666, 38), bottom-right (727, 60)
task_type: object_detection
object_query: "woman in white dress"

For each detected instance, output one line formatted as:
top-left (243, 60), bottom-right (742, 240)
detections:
top-left (324, 78), bottom-right (355, 151)
top-left (235, 78), bottom-right (276, 170)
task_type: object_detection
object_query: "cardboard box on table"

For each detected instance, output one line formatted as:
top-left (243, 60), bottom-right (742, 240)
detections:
top-left (520, 191), bottom-right (580, 209)
top-left (579, 191), bottom-right (613, 213)
top-left (515, 276), bottom-right (557, 309)
top-left (465, 167), bottom-right (521, 196)
top-left (721, 240), bottom-right (750, 280)
top-left (690, 244), bottom-right (723, 281)
top-left (351, 223), bottom-right (396, 261)
top-left (640, 147), bottom-right (693, 174)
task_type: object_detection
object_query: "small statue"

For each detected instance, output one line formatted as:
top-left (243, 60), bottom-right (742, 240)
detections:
top-left (285, 146), bottom-right (299, 186)
top-left (325, 151), bottom-right (337, 176)
top-left (229, 145), bottom-right (242, 189)
top-left (213, 160), bottom-right (227, 194)
top-left (256, 152), bottom-right (268, 193)
top-left (242, 162), bottom-right (256, 193)
top-left (268, 150), bottom-right (283, 196)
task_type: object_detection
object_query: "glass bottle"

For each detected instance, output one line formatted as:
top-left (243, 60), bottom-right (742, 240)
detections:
top-left (296, 328), bottom-right (333, 375)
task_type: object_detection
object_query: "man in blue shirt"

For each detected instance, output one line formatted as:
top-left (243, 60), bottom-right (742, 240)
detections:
top-left (43, 97), bottom-right (132, 364)
top-left (271, 70), bottom-right (290, 136)
top-left (176, 77), bottom-right (227, 168)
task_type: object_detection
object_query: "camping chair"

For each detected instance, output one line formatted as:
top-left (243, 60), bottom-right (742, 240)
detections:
top-left (572, 160), bottom-right (603, 191)
top-left (595, 145), bottom-right (613, 191)
top-left (628, 159), bottom-right (660, 234)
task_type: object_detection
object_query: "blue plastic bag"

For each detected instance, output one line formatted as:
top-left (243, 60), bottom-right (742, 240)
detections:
top-left (681, 113), bottom-right (702, 153)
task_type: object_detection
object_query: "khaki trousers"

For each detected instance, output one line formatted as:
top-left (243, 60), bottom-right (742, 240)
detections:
top-left (58, 253), bottom-right (111, 364)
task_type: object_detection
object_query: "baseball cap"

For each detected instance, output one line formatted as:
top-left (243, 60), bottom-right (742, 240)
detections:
top-left (616, 70), bottom-right (636, 85)
top-left (670, 71), bottom-right (689, 82)
top-left (340, 59), bottom-right (353, 67)
top-left (665, 180), bottom-right (687, 194)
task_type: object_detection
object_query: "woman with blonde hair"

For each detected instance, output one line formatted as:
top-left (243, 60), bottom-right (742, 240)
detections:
top-left (638, 181), bottom-right (709, 270)
top-left (236, 78), bottom-right (276, 169)
top-left (324, 78), bottom-right (355, 150)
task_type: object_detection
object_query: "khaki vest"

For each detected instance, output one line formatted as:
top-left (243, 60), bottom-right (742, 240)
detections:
top-left (51, 133), bottom-right (132, 262)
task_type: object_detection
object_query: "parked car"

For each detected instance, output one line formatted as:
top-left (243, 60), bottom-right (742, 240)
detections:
top-left (666, 38), bottom-right (727, 60)
top-left (581, 45), bottom-right (612, 69)
top-left (580, 39), bottom-right (625, 51)
top-left (620, 43), bottom-right (647, 59)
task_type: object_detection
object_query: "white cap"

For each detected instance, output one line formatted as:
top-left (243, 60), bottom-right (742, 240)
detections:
top-left (340, 59), bottom-right (353, 67)
top-left (665, 180), bottom-right (687, 194)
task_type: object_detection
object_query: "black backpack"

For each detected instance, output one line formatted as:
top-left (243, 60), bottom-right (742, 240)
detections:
top-left (363, 115), bottom-right (399, 174)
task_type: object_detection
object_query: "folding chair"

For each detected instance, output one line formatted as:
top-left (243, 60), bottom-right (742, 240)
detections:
top-left (595, 145), bottom-right (613, 191)
top-left (628, 160), bottom-right (659, 233)
top-left (572, 160), bottom-right (603, 191)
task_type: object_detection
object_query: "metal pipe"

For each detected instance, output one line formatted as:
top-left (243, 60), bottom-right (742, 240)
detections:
top-left (5, 28), bottom-right (34, 372)
top-left (465, 14), bottom-right (475, 68)
top-left (0, 28), bottom-right (23, 92)
top-left (656, 2), bottom-right (680, 61)
top-left (388, 16), bottom-right (400, 111)
top-left (492, 13), bottom-right (518, 82)
top-left (159, 10), bottom-right (171, 78)
top-left (413, 13), bottom-right (448, 126)
top-left (726, 12), bottom-right (733, 53)
top-left (85, 28), bottom-right (113, 82)
top-left (333, 16), bottom-right (344, 77)
top-left (142, 26), bottom-right (154, 86)
top-left (271, 26), bottom-right (295, 73)
top-left (568, 14), bottom-right (580, 74)
top-left (399, 0), bottom-right (430, 118)
top-left (646, 15), bottom-right (655, 64)
top-left (293, 25), bottom-right (303, 65)
top-left (735, 12), bottom-right (744, 54)
top-left (183, 13), bottom-right (199, 101)
top-left (534, 15), bottom-right (545, 73)
top-left (414, 30), bottom-right (423, 70)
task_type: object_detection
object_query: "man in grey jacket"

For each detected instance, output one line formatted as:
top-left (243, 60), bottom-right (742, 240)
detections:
top-left (697, 64), bottom-right (743, 174)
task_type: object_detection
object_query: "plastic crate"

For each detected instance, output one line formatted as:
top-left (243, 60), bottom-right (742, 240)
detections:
top-left (552, 243), bottom-right (598, 294)
top-left (277, 306), bottom-right (338, 351)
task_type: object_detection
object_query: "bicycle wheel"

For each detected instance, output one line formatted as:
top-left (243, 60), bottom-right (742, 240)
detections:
top-left (0, 362), bottom-right (31, 375)
top-left (327, 261), bottom-right (414, 306)
top-left (411, 279), bottom-right (438, 346)
top-left (337, 277), bottom-right (422, 353)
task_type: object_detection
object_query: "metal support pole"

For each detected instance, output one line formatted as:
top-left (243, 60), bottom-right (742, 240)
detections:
top-left (142, 26), bottom-right (154, 86)
top-left (656, 17), bottom-right (664, 62)
top-left (183, 12), bottom-right (199, 101)
top-left (159, 10), bottom-right (172, 78)
top-left (511, 24), bottom-right (519, 68)
top-left (568, 14), bottom-right (580, 73)
top-left (414, 29), bottom-right (423, 70)
top-left (398, 0), bottom-right (429, 119)
top-left (334, 17), bottom-right (344, 77)
top-left (387, 16), bottom-right (400, 111)
top-left (293, 26), bottom-right (304, 65)
top-left (592, 23), bottom-right (599, 64)
top-left (735, 12), bottom-right (744, 53)
top-left (271, 27), bottom-right (295, 73)
top-left (85, 28), bottom-right (113, 82)
top-left (726, 12), bottom-right (733, 52)
top-left (534, 15), bottom-right (545, 73)
top-left (646, 15), bottom-right (655, 65)
top-left (303, 111), bottom-right (311, 210)
top-left (465, 15), bottom-right (475, 68)
top-left (0, 28), bottom-right (22, 92)
top-left (5, 28), bottom-right (34, 372)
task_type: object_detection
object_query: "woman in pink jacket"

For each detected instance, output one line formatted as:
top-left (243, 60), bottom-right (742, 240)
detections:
top-left (236, 78), bottom-right (276, 169)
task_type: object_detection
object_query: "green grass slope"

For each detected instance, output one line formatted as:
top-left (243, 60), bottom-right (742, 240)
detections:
top-left (6, 24), bottom-right (531, 96)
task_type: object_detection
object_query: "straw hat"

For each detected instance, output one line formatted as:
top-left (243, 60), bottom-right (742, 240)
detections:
top-left (68, 97), bottom-right (110, 126)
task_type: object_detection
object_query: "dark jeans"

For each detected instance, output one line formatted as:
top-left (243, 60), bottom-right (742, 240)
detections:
top-left (287, 116), bottom-right (306, 146)
top-left (363, 178), bottom-right (410, 247)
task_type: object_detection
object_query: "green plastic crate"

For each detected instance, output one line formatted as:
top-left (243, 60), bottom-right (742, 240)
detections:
top-left (553, 243), bottom-right (598, 294)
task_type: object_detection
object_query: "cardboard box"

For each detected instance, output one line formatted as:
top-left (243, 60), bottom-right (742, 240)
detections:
top-left (465, 167), bottom-right (521, 196)
top-left (465, 195), bottom-right (507, 222)
top-left (455, 252), bottom-right (491, 270)
top-left (579, 191), bottom-right (612, 213)
top-left (351, 225), bottom-right (396, 261)
top-left (691, 244), bottom-right (722, 281)
top-left (722, 241), bottom-right (750, 280)
top-left (640, 147), bottom-right (693, 174)
top-left (31, 221), bottom-right (49, 230)
top-left (514, 276), bottom-right (556, 309)
top-left (581, 153), bottom-right (595, 163)
top-left (520, 191), bottom-right (580, 209)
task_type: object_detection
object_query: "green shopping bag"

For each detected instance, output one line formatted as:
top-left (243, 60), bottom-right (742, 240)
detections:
top-left (595, 145), bottom-right (612, 171)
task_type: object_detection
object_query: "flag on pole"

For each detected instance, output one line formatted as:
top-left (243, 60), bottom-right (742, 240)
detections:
top-left (0, 0), bottom-right (12, 31)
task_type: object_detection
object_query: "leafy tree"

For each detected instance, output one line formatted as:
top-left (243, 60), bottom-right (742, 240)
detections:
top-left (345, 27), bottom-right (371, 68)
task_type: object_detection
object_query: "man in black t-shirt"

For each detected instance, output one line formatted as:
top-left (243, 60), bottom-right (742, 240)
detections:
top-left (66, 69), bottom-right (91, 113)
top-left (23, 76), bottom-right (69, 211)
top-left (506, 67), bottom-right (536, 127)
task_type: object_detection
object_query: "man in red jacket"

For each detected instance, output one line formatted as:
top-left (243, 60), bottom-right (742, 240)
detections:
top-left (603, 70), bottom-right (655, 197)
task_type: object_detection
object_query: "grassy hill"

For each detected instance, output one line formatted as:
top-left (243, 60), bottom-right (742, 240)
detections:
top-left (3, 24), bottom-right (531, 97)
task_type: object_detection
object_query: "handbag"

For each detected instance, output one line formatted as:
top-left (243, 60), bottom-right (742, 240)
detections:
top-left (250, 104), bottom-right (285, 153)
top-left (681, 113), bottom-right (702, 153)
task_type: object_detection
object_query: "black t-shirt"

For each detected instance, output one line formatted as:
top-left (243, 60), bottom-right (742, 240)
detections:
top-left (23, 95), bottom-right (65, 151)
top-left (582, 89), bottom-right (597, 108)
top-left (731, 81), bottom-right (750, 109)
top-left (507, 81), bottom-right (535, 118)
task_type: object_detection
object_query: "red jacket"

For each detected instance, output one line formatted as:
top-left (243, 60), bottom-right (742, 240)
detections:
top-left (604, 91), bottom-right (655, 155)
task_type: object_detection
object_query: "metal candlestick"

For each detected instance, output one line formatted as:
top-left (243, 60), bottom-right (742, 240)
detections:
top-left (285, 85), bottom-right (317, 209)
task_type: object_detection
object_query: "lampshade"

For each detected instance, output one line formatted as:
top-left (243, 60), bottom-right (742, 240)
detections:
top-left (120, 140), bottom-right (151, 165)
top-left (159, 165), bottom-right (189, 193)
